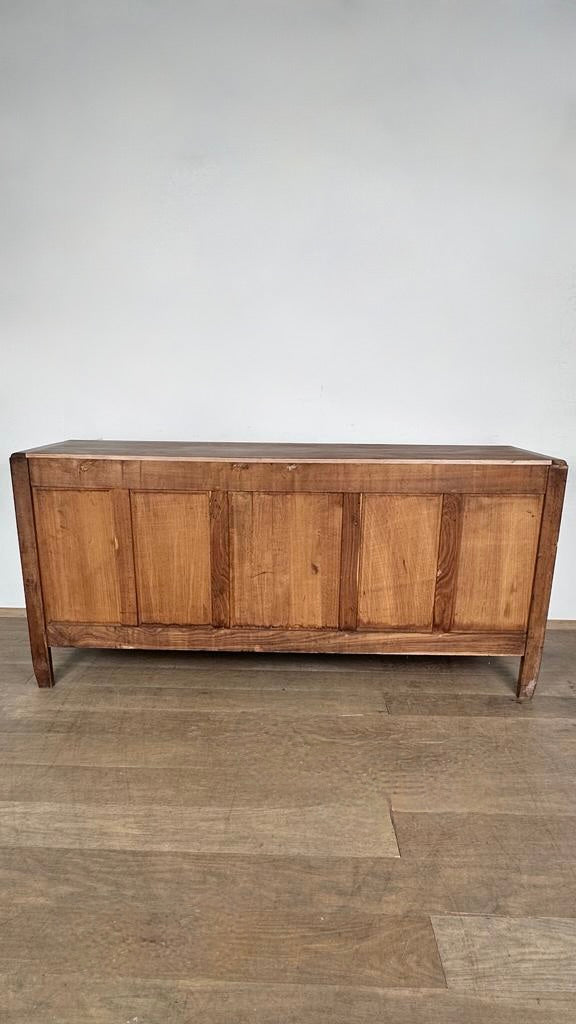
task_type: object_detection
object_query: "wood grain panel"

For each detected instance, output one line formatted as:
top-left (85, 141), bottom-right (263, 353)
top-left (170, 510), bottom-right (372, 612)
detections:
top-left (4, 845), bottom-right (576, 922)
top-left (9, 454), bottom-right (53, 686)
top-left (0, 801), bottom-right (398, 857)
top-left (46, 621), bottom-right (526, 654)
top-left (386, 693), bottom-right (576, 719)
top-left (2, 979), bottom-right (573, 1024)
top-left (518, 462), bottom-right (568, 698)
top-left (25, 439), bottom-right (554, 461)
top-left (28, 457), bottom-right (550, 494)
top-left (33, 489), bottom-right (136, 625)
top-left (393, 812), bottom-right (576, 865)
top-left (0, 681), bottom-right (388, 719)
top-left (0, 905), bottom-right (443, 988)
top-left (452, 496), bottom-right (543, 632)
top-left (391, 768), bottom-right (576, 816)
top-left (230, 492), bottom-right (343, 628)
top-left (358, 496), bottom-right (442, 629)
top-left (131, 491), bottom-right (211, 625)
top-left (432, 914), bottom-right (576, 993)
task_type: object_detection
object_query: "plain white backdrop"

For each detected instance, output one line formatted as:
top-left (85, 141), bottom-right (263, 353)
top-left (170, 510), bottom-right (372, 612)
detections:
top-left (1, 0), bottom-right (575, 613)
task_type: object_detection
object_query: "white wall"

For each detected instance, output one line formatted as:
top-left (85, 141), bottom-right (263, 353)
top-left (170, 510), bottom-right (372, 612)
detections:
top-left (1, 0), bottom-right (575, 614)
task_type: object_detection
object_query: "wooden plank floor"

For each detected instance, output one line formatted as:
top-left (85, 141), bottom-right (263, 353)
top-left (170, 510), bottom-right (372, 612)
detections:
top-left (1, 617), bottom-right (576, 1022)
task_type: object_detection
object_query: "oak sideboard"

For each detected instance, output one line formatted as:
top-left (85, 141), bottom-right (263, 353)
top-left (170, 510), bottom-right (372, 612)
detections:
top-left (10, 441), bottom-right (567, 698)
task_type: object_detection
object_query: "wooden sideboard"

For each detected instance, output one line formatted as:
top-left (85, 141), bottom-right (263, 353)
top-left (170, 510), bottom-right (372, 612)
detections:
top-left (11, 441), bottom-right (567, 698)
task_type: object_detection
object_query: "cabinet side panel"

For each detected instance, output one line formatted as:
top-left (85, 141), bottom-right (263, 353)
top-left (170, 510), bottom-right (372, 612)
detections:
top-left (32, 488), bottom-right (136, 624)
top-left (10, 454), bottom-right (54, 686)
top-left (518, 463), bottom-right (567, 698)
top-left (452, 495), bottom-right (544, 632)
top-left (131, 492), bottom-right (212, 625)
top-left (230, 492), bottom-right (343, 628)
top-left (358, 495), bottom-right (443, 630)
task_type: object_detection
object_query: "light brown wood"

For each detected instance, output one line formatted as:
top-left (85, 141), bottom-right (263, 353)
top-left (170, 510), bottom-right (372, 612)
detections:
top-left (2, 979), bottom-right (574, 1024)
top-left (518, 462), bottom-right (568, 699)
top-left (0, 905), bottom-right (444, 988)
top-left (394, 811), bottom-right (576, 864)
top-left (229, 492), bottom-right (343, 628)
top-left (9, 454), bottom-right (53, 687)
top-left (4, 836), bottom-right (576, 922)
top-left (32, 488), bottom-right (137, 626)
top-left (358, 496), bottom-right (442, 629)
top-left (386, 692), bottom-right (576, 718)
top-left (0, 800), bottom-right (399, 857)
top-left (9, 607), bottom-right (572, 623)
top-left (46, 622), bottom-right (526, 654)
top-left (390, 768), bottom-right (576, 816)
top-left (432, 914), bottom-right (576, 993)
top-left (29, 456), bottom-right (550, 493)
top-left (452, 495), bottom-right (544, 632)
top-left (0, 679), bottom-right (388, 718)
top-left (131, 491), bottom-right (211, 625)
top-left (24, 440), bottom-right (555, 462)
top-left (338, 492), bottom-right (362, 629)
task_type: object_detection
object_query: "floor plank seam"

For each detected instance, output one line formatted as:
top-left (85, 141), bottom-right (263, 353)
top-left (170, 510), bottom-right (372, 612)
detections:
top-left (387, 805), bottom-right (403, 859)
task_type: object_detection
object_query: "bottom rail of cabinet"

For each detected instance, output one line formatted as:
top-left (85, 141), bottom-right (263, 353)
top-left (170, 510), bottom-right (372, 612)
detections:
top-left (46, 622), bottom-right (526, 656)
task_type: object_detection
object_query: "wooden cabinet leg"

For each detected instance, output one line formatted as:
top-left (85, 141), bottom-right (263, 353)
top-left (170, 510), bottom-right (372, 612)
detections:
top-left (516, 461), bottom-right (567, 701)
top-left (31, 642), bottom-right (54, 688)
top-left (10, 452), bottom-right (55, 688)
top-left (517, 648), bottom-right (542, 701)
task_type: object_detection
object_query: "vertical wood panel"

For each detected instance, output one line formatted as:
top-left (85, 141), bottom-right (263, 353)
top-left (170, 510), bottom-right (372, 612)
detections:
top-left (9, 455), bottom-right (53, 686)
top-left (433, 494), bottom-right (463, 632)
top-left (339, 493), bottom-right (362, 630)
top-left (111, 490), bottom-right (139, 624)
top-left (452, 495), bottom-right (544, 633)
top-left (230, 493), bottom-right (343, 628)
top-left (33, 489), bottom-right (137, 625)
top-left (131, 492), bottom-right (211, 626)
top-left (210, 491), bottom-right (230, 628)
top-left (358, 496), bottom-right (442, 630)
top-left (518, 463), bottom-right (568, 698)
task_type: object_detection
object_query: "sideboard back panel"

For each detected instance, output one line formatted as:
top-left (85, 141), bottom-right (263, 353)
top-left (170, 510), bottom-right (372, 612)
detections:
top-left (14, 442), bottom-right (564, 696)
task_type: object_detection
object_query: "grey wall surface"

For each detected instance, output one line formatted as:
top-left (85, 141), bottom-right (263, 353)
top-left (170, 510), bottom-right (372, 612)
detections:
top-left (1, 1), bottom-right (575, 613)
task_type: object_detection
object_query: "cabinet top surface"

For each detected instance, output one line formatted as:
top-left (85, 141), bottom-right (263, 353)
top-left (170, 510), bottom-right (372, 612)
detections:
top-left (21, 440), bottom-right (557, 464)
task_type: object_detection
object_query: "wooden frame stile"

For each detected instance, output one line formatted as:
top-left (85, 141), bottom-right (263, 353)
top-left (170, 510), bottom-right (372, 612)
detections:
top-left (338, 493), bottom-right (362, 630)
top-left (209, 491), bottom-right (231, 628)
top-left (10, 452), bottom-right (54, 687)
top-left (517, 459), bottom-right (568, 700)
top-left (432, 494), bottom-right (463, 633)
